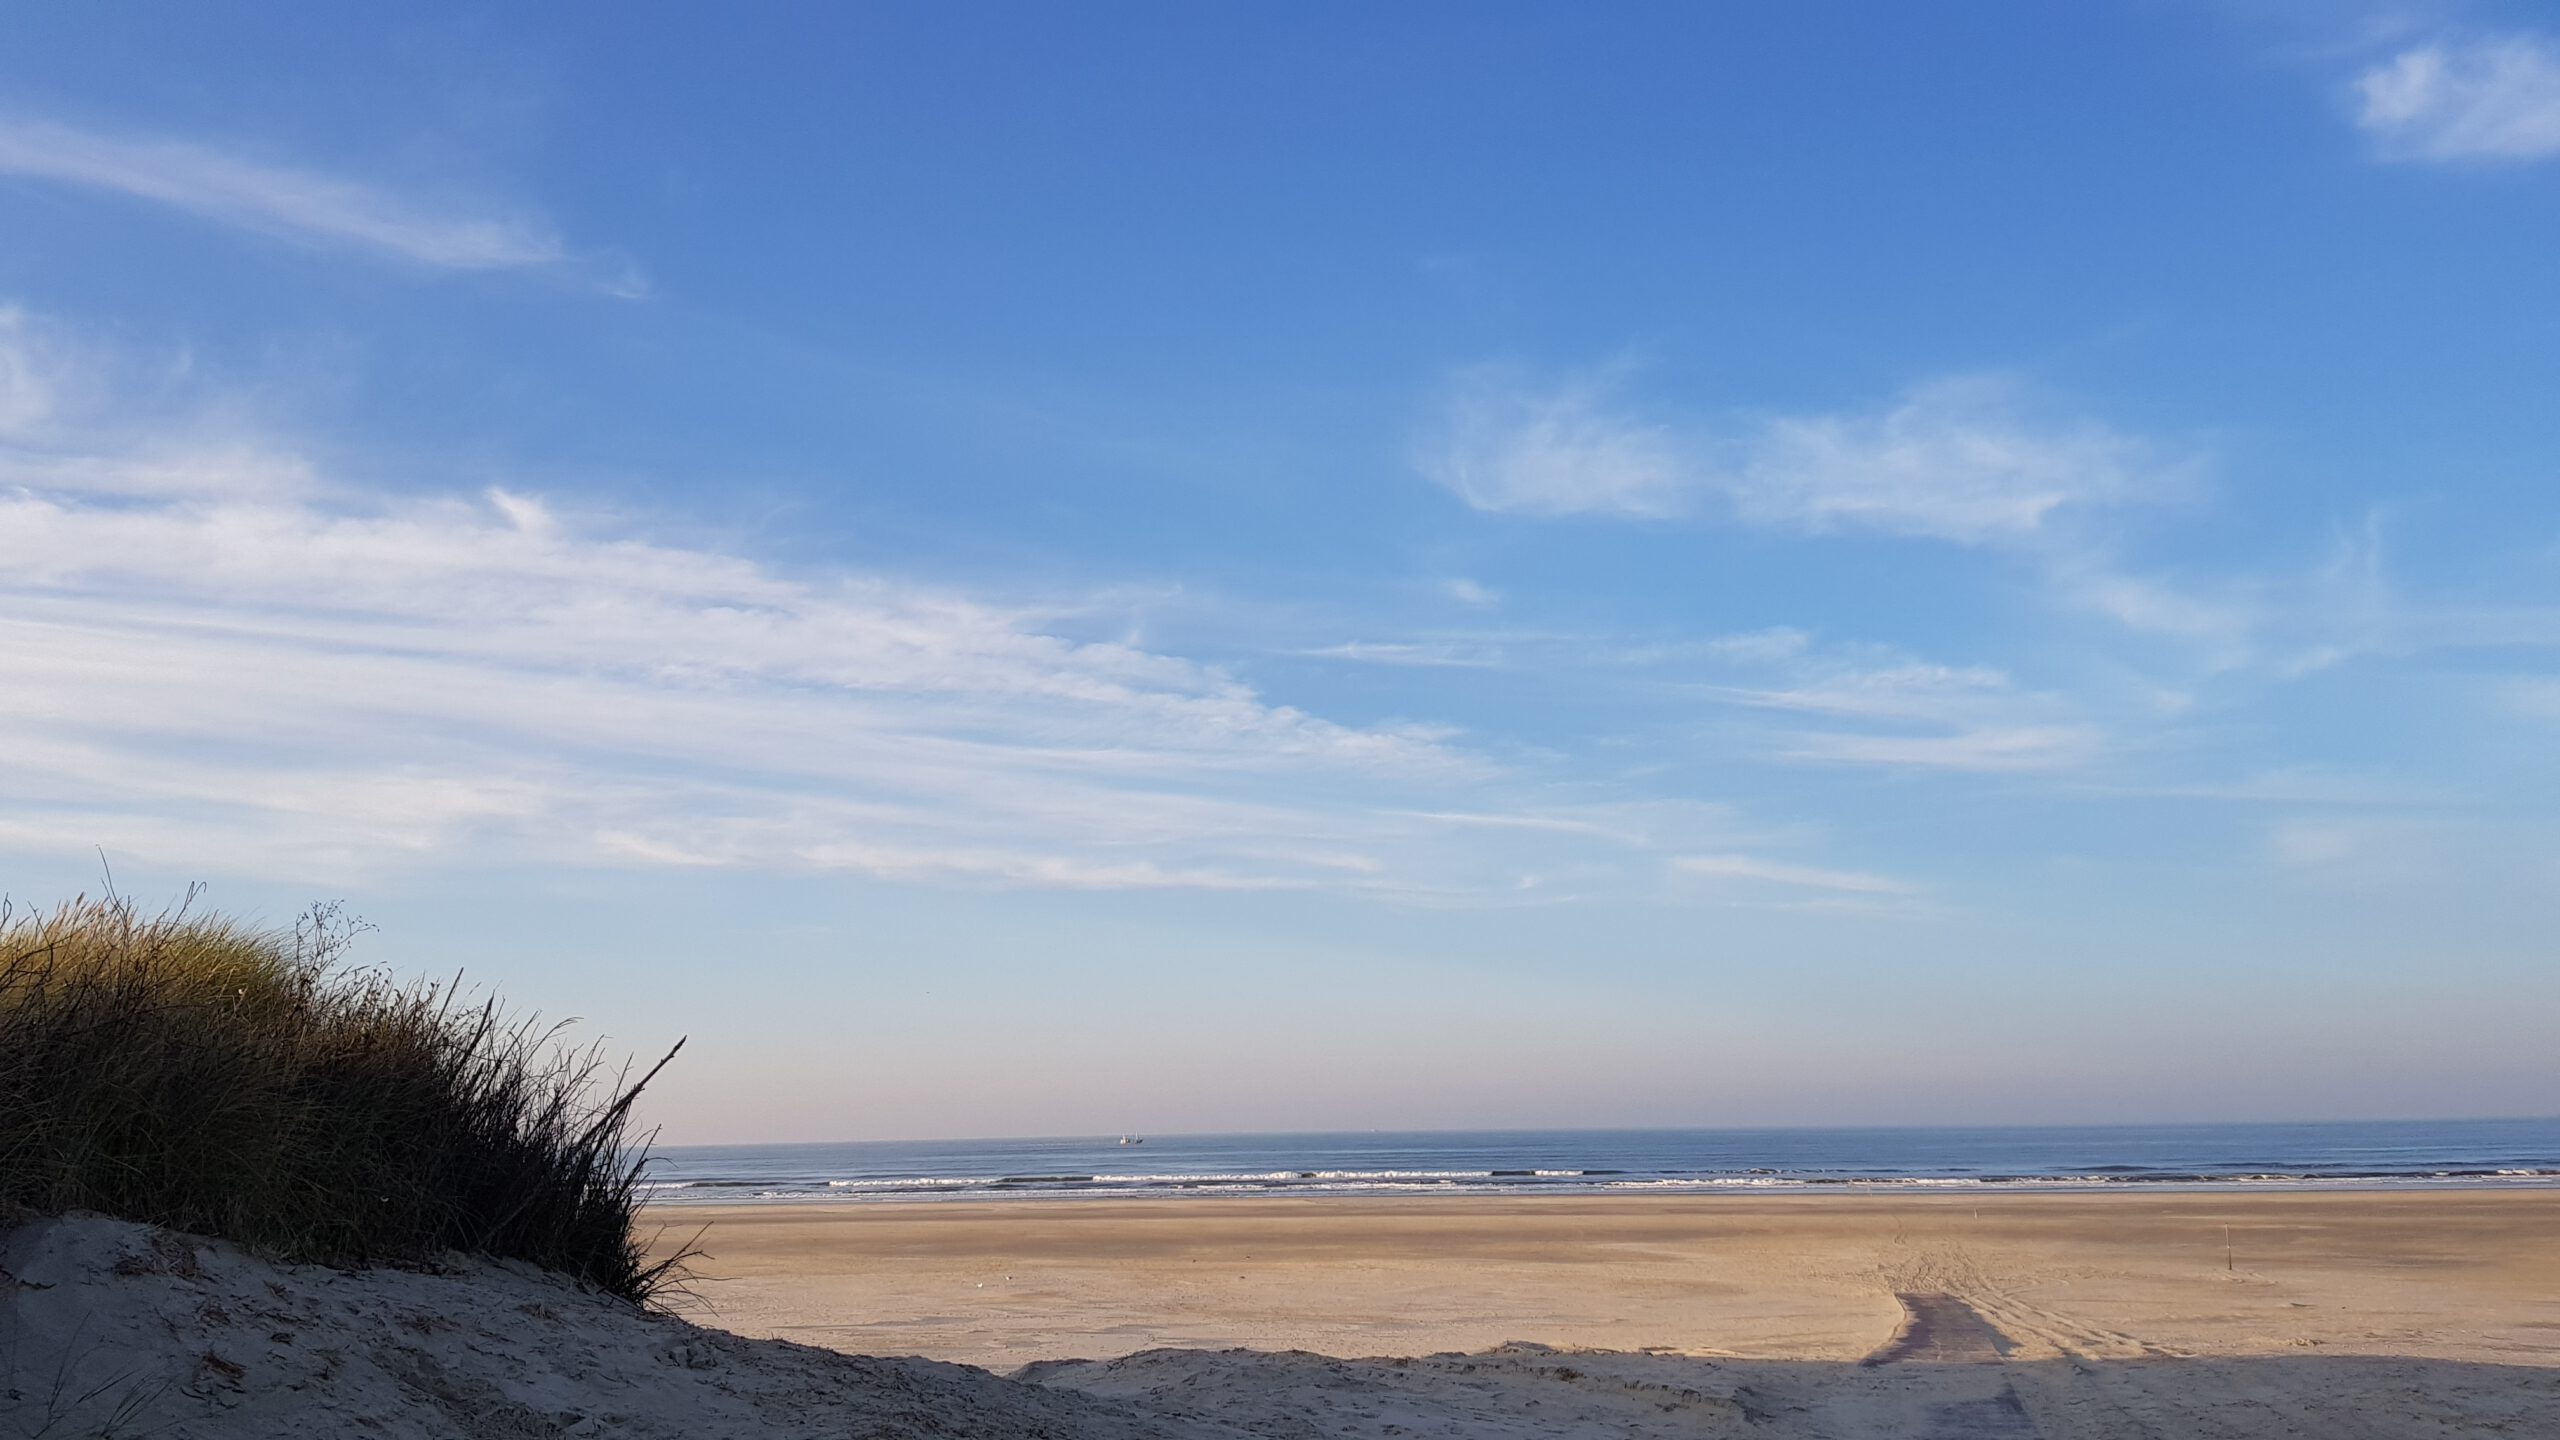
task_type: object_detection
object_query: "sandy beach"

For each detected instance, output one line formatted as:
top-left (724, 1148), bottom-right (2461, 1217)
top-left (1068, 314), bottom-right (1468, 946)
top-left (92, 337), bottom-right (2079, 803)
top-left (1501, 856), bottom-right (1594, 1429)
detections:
top-left (16, 1190), bottom-right (2560, 1437)
top-left (644, 1189), bottom-right (2560, 1434)
top-left (660, 1190), bottom-right (2560, 1366)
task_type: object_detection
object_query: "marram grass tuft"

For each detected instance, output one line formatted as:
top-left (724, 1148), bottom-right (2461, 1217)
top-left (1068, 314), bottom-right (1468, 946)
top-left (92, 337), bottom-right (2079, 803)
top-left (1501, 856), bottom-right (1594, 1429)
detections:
top-left (0, 893), bottom-right (689, 1306)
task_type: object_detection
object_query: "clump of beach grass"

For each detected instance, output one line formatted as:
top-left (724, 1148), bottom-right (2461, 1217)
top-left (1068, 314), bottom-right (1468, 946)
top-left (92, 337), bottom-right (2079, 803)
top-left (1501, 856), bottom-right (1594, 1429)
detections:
top-left (0, 892), bottom-right (688, 1306)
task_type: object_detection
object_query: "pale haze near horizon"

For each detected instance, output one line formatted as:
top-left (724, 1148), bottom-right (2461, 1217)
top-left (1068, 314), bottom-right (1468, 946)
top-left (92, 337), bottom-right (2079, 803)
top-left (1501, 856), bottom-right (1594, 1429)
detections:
top-left (2, 4), bottom-right (2558, 1144)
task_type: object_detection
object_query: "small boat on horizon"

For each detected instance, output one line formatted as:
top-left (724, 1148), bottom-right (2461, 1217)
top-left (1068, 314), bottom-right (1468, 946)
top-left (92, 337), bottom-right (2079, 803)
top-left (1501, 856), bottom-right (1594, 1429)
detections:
top-left (1117, 1135), bottom-right (1144, 1145)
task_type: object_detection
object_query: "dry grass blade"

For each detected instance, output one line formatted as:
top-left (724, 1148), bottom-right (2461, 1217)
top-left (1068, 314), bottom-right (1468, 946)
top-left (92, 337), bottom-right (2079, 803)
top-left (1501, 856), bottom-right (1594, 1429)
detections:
top-left (0, 895), bottom-right (688, 1307)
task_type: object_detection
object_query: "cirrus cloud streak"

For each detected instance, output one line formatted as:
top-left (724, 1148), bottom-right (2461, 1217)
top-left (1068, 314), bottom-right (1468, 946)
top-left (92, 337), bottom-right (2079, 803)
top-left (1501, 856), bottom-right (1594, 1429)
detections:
top-left (0, 315), bottom-right (1847, 901)
top-left (0, 115), bottom-right (639, 292)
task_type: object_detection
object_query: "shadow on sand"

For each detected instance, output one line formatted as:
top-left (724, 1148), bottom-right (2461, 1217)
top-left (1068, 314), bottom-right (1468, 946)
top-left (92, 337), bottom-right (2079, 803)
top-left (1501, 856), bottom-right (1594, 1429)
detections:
top-left (1025, 1297), bottom-right (2560, 1439)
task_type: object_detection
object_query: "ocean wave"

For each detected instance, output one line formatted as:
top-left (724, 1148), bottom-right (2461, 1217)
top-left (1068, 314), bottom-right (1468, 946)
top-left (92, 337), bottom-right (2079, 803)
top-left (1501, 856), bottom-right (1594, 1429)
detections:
top-left (1303, 1170), bottom-right (1493, 1181)
top-left (1092, 1172), bottom-right (1303, 1184)
top-left (1604, 1176), bottom-right (1796, 1188)
top-left (634, 1165), bottom-right (2560, 1203)
top-left (632, 1128), bottom-right (2560, 1206)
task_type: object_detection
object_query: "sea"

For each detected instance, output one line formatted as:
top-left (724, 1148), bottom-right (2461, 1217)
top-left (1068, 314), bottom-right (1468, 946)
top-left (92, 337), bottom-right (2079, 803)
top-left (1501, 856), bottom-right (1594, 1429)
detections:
top-left (641, 1117), bottom-right (2560, 1204)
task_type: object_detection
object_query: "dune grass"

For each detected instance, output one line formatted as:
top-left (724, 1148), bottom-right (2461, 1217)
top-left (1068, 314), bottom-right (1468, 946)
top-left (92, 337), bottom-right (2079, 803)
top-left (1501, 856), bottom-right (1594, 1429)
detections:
top-left (0, 893), bottom-right (688, 1306)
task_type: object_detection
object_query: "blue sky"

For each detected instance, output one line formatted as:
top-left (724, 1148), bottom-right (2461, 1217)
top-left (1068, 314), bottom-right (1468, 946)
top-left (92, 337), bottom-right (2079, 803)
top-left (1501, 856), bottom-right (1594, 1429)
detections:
top-left (3, 3), bottom-right (2558, 1141)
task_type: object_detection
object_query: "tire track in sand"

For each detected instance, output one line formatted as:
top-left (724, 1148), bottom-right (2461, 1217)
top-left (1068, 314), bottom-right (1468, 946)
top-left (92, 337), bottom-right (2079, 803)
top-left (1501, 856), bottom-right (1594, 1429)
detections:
top-left (1861, 1293), bottom-right (2040, 1439)
top-left (1864, 1293), bottom-right (2016, 1365)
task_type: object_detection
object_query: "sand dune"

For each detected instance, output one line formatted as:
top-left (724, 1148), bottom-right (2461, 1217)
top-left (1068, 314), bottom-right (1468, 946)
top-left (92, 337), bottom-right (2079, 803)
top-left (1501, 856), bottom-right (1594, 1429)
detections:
top-left (0, 1215), bottom-right (1205, 1439)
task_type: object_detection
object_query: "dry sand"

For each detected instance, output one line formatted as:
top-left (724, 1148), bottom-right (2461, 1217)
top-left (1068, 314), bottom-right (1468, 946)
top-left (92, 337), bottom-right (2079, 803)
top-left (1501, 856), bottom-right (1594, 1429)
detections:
top-left (12, 1192), bottom-right (2558, 1437)
top-left (0, 1215), bottom-right (1203, 1440)
top-left (657, 1189), bottom-right (2560, 1436)
top-left (660, 1190), bottom-right (2560, 1368)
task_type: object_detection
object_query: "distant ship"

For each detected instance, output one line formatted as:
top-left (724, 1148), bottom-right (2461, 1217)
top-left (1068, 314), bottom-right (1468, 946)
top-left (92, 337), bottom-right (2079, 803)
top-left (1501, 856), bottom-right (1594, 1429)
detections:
top-left (1117, 1135), bottom-right (1144, 1145)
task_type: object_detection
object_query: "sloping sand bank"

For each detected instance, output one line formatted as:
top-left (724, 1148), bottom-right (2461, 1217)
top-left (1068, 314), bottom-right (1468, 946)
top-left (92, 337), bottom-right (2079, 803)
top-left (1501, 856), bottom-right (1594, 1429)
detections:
top-left (1030, 1339), bottom-right (2560, 1439)
top-left (0, 1215), bottom-right (1210, 1439)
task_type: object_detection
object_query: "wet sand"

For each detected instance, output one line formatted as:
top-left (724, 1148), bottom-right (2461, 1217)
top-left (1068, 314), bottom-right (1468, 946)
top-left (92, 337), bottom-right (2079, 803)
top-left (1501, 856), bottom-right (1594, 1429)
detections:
top-left (654, 1188), bottom-right (2560, 1370)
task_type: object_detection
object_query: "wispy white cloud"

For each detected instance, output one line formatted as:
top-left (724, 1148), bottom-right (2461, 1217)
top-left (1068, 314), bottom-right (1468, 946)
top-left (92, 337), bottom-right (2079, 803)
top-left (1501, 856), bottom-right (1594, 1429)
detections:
top-left (2264, 808), bottom-right (2560, 903)
top-left (2051, 507), bottom-right (2560, 685)
top-left (2262, 813), bottom-right (2470, 887)
top-left (2268, 815), bottom-right (2387, 869)
top-left (0, 307), bottom-right (322, 499)
top-left (2053, 561), bottom-right (2261, 650)
top-left (0, 309), bottom-right (54, 434)
top-left (0, 311), bottom-right (1868, 901)
top-left (2355, 33), bottom-right (2560, 162)
top-left (2068, 764), bottom-right (2445, 809)
top-left (1304, 615), bottom-right (2116, 778)
top-left (1778, 724), bottom-right (2102, 773)
top-left (1598, 627), bottom-right (1814, 669)
top-left (1419, 369), bottom-right (2187, 544)
top-left (1689, 642), bottom-right (2106, 774)
top-left (1705, 660), bottom-right (2023, 724)
top-left (0, 492), bottom-right (1473, 888)
top-left (0, 116), bottom-right (637, 291)
top-left (1672, 852), bottom-right (1916, 895)
top-left (1417, 359), bottom-right (2560, 689)
top-left (1419, 368), bottom-right (1691, 518)
top-left (1744, 377), bottom-right (2181, 541)
top-left (2500, 676), bottom-right (2560, 725)
top-left (1296, 640), bottom-right (1505, 668)
top-left (1699, 627), bottom-right (1813, 663)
